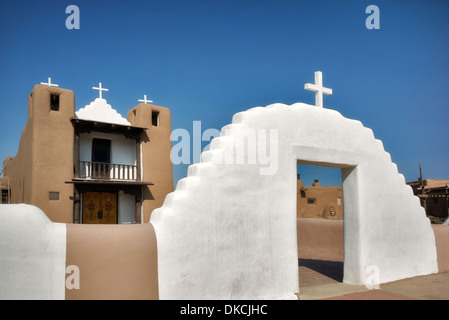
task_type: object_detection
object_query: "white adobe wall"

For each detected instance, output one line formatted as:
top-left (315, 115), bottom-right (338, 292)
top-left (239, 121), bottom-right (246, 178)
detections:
top-left (76, 98), bottom-right (130, 126)
top-left (151, 102), bottom-right (438, 300)
top-left (0, 204), bottom-right (66, 300)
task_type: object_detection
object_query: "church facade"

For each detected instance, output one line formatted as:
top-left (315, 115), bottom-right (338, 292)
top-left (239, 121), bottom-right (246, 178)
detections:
top-left (0, 82), bottom-right (173, 224)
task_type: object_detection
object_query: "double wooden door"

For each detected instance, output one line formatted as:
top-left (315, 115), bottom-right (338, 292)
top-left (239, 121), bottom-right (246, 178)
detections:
top-left (82, 192), bottom-right (117, 224)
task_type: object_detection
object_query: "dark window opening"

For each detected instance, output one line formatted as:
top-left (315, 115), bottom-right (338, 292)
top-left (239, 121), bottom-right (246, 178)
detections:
top-left (1, 189), bottom-right (9, 204)
top-left (152, 111), bottom-right (160, 126)
top-left (50, 94), bottom-right (60, 111)
top-left (92, 138), bottom-right (111, 164)
top-left (307, 199), bottom-right (316, 205)
top-left (91, 138), bottom-right (111, 179)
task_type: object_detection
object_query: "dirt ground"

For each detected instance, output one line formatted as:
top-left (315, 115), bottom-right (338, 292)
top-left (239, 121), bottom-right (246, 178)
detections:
top-left (379, 272), bottom-right (449, 300)
top-left (298, 258), bottom-right (449, 300)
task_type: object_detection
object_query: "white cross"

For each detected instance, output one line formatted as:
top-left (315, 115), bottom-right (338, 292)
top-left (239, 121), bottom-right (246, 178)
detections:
top-left (138, 94), bottom-right (153, 104)
top-left (305, 71), bottom-right (332, 108)
top-left (41, 77), bottom-right (59, 87)
top-left (92, 82), bottom-right (109, 99)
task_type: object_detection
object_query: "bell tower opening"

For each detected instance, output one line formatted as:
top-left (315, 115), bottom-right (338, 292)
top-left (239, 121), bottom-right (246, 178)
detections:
top-left (50, 94), bottom-right (60, 111)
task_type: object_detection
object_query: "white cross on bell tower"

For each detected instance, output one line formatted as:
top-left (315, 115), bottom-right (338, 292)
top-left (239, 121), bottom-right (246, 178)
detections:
top-left (92, 82), bottom-right (109, 99)
top-left (138, 94), bottom-right (153, 104)
top-left (41, 77), bottom-right (59, 87)
top-left (305, 71), bottom-right (332, 108)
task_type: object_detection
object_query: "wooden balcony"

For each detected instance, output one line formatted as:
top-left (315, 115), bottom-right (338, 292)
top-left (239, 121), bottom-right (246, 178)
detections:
top-left (79, 161), bottom-right (138, 181)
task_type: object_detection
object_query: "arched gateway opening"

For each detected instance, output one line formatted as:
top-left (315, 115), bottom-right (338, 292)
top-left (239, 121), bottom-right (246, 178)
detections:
top-left (151, 102), bottom-right (438, 300)
top-left (294, 157), bottom-right (358, 287)
top-left (296, 163), bottom-right (345, 287)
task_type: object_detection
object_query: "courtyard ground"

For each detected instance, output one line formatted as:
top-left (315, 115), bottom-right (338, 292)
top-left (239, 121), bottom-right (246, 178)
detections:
top-left (297, 259), bottom-right (449, 300)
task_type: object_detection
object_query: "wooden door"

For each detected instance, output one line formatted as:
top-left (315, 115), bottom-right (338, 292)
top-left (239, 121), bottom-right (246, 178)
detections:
top-left (82, 192), bottom-right (117, 224)
top-left (100, 192), bottom-right (117, 224)
top-left (83, 192), bottom-right (101, 224)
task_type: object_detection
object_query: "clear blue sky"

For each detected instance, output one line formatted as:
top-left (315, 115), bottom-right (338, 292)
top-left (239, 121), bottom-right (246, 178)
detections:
top-left (0, 0), bottom-right (448, 187)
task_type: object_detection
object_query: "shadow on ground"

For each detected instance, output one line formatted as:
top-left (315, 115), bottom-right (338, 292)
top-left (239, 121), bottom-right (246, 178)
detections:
top-left (299, 259), bottom-right (343, 283)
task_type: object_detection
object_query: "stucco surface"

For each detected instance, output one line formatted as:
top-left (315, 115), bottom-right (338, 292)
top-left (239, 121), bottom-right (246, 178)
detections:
top-left (65, 223), bottom-right (159, 300)
top-left (3, 85), bottom-right (75, 223)
top-left (432, 225), bottom-right (449, 273)
top-left (76, 98), bottom-right (130, 125)
top-left (297, 219), bottom-right (343, 262)
top-left (0, 204), bottom-right (66, 300)
top-left (127, 103), bottom-right (174, 223)
top-left (151, 102), bottom-right (438, 300)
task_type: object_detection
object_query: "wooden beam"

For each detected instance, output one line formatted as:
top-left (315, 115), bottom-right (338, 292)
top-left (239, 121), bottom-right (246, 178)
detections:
top-left (74, 132), bottom-right (80, 179)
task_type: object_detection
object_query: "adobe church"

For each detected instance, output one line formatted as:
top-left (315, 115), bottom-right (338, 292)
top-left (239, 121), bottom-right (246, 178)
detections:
top-left (0, 71), bottom-right (447, 300)
top-left (0, 79), bottom-right (173, 224)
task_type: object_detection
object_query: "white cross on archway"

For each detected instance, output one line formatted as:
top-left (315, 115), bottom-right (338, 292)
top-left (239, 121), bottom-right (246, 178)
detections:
top-left (41, 77), bottom-right (59, 87)
top-left (138, 94), bottom-right (153, 104)
top-left (305, 71), bottom-right (332, 108)
top-left (92, 82), bottom-right (109, 99)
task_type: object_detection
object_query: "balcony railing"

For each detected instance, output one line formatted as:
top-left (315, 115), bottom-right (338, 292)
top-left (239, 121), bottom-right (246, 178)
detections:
top-left (79, 161), bottom-right (138, 181)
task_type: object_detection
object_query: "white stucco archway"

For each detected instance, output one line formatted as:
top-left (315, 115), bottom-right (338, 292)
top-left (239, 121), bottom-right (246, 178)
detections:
top-left (151, 102), bottom-right (438, 300)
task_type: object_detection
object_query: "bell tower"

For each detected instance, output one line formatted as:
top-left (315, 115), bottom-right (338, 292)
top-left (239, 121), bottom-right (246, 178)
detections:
top-left (128, 99), bottom-right (174, 223)
top-left (26, 80), bottom-right (76, 222)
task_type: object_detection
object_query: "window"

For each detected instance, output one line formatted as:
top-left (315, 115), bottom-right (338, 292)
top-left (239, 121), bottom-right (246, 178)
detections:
top-left (307, 199), bottom-right (316, 205)
top-left (1, 189), bottom-right (9, 204)
top-left (49, 192), bottom-right (60, 201)
top-left (92, 139), bottom-right (111, 163)
top-left (50, 94), bottom-right (60, 111)
top-left (91, 138), bottom-right (111, 179)
top-left (152, 111), bottom-right (159, 126)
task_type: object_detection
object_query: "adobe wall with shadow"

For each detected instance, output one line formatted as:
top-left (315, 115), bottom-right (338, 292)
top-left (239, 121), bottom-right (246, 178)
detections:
top-left (297, 218), bottom-right (449, 275)
top-left (65, 223), bottom-right (159, 300)
top-left (432, 225), bottom-right (449, 273)
top-left (297, 218), bottom-right (344, 262)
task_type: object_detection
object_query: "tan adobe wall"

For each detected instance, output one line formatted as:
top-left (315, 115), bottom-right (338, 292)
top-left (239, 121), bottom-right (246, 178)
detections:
top-left (432, 225), bottom-right (449, 273)
top-left (65, 223), bottom-right (159, 300)
top-left (29, 85), bottom-right (75, 222)
top-left (4, 85), bottom-right (75, 222)
top-left (127, 104), bottom-right (174, 223)
top-left (0, 176), bottom-right (9, 189)
top-left (3, 108), bottom-right (34, 205)
top-left (297, 218), bottom-right (344, 262)
top-left (297, 179), bottom-right (343, 219)
top-left (424, 179), bottom-right (449, 188)
top-left (297, 219), bottom-right (449, 275)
